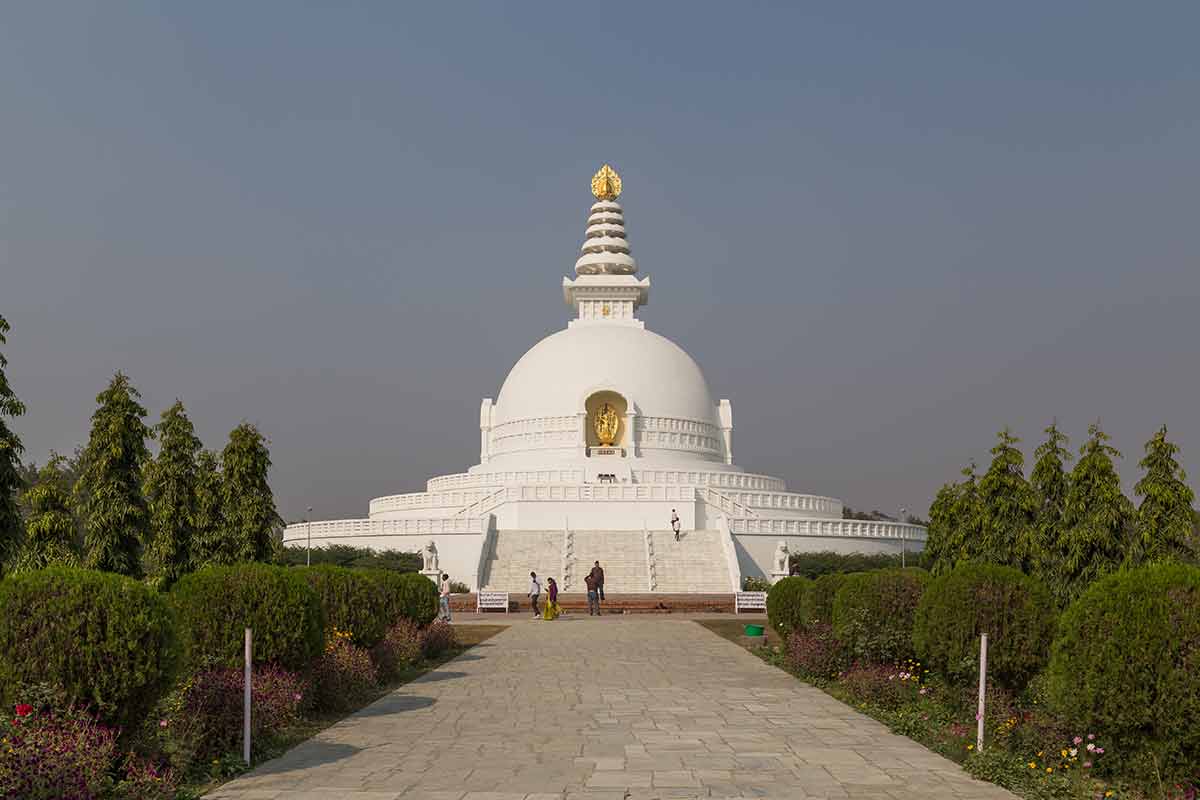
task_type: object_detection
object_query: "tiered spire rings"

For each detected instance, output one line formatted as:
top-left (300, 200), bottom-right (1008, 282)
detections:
top-left (575, 165), bottom-right (638, 276)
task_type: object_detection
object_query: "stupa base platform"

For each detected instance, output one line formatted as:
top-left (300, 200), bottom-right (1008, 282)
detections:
top-left (450, 592), bottom-right (748, 614)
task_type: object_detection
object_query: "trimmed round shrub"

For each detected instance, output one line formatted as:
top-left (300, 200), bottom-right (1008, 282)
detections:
top-left (832, 568), bottom-right (929, 664)
top-left (171, 563), bottom-right (323, 671)
top-left (799, 573), bottom-right (848, 627)
top-left (300, 565), bottom-right (389, 647)
top-left (0, 567), bottom-right (178, 731)
top-left (370, 571), bottom-right (438, 626)
top-left (1046, 563), bottom-right (1200, 777)
top-left (766, 576), bottom-right (809, 635)
top-left (913, 563), bottom-right (1054, 692)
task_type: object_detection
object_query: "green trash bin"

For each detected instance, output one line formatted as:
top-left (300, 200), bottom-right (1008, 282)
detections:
top-left (744, 624), bottom-right (765, 637)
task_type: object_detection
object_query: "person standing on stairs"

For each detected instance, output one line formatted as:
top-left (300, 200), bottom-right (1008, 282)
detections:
top-left (671, 509), bottom-right (681, 541)
top-left (584, 570), bottom-right (600, 616)
top-left (590, 560), bottom-right (605, 606)
top-left (528, 571), bottom-right (541, 618)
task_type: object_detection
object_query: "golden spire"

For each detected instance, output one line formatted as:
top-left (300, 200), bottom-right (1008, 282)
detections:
top-left (590, 163), bottom-right (622, 201)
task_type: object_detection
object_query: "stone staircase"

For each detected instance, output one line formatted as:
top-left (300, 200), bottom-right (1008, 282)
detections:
top-left (569, 531), bottom-right (648, 593)
top-left (480, 530), bottom-right (562, 592)
top-left (478, 529), bottom-right (734, 594)
top-left (648, 529), bottom-right (732, 593)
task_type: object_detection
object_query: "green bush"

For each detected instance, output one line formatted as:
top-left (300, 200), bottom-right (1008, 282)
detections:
top-left (799, 572), bottom-right (848, 627)
top-left (832, 568), bottom-right (929, 664)
top-left (1046, 562), bottom-right (1200, 779)
top-left (789, 550), bottom-right (905, 578)
top-left (299, 565), bottom-right (389, 647)
top-left (912, 563), bottom-right (1054, 693)
top-left (171, 563), bottom-right (324, 671)
top-left (370, 570), bottom-right (438, 626)
top-left (0, 567), bottom-right (178, 731)
top-left (765, 576), bottom-right (809, 635)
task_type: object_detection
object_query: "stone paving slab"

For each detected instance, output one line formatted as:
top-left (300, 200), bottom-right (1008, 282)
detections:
top-left (206, 617), bottom-right (1015, 799)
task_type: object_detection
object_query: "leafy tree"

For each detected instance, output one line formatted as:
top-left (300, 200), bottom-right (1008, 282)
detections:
top-left (220, 423), bottom-right (280, 563)
top-left (1058, 422), bottom-right (1134, 599)
top-left (10, 454), bottom-right (79, 572)
top-left (75, 372), bottom-right (152, 576)
top-left (0, 315), bottom-right (26, 572)
top-left (143, 400), bottom-right (201, 583)
top-left (190, 449), bottom-right (228, 566)
top-left (1029, 423), bottom-right (1072, 583)
top-left (977, 428), bottom-right (1037, 570)
top-left (1130, 426), bottom-right (1195, 565)
top-left (924, 480), bottom-right (961, 574)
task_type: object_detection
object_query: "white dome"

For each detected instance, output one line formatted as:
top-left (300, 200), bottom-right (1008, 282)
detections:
top-left (494, 325), bottom-right (719, 428)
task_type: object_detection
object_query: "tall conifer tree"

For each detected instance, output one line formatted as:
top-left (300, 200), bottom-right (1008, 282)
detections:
top-left (75, 372), bottom-right (152, 576)
top-left (190, 449), bottom-right (228, 566)
top-left (1029, 422), bottom-right (1072, 583)
top-left (1059, 422), bottom-right (1133, 598)
top-left (144, 400), bottom-right (201, 582)
top-left (1130, 425), bottom-right (1195, 564)
top-left (953, 462), bottom-right (984, 564)
top-left (0, 314), bottom-right (26, 571)
top-left (978, 428), bottom-right (1037, 570)
top-left (924, 480), bottom-right (960, 574)
top-left (12, 454), bottom-right (79, 572)
top-left (221, 423), bottom-right (280, 563)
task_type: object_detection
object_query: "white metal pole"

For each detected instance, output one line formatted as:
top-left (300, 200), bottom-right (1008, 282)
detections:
top-left (976, 633), bottom-right (988, 752)
top-left (244, 628), bottom-right (252, 764)
top-left (306, 506), bottom-right (313, 567)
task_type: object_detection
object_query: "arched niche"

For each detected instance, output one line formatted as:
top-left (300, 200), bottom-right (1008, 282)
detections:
top-left (584, 390), bottom-right (629, 449)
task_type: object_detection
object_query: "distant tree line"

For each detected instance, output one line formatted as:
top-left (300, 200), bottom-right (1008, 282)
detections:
top-left (0, 313), bottom-right (283, 585)
top-left (277, 543), bottom-right (421, 573)
top-left (925, 423), bottom-right (1198, 601)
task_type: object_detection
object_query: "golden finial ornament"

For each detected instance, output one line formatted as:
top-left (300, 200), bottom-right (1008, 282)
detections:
top-left (591, 164), bottom-right (622, 201)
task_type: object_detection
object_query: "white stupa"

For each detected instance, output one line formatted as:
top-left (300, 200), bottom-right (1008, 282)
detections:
top-left (284, 165), bottom-right (925, 592)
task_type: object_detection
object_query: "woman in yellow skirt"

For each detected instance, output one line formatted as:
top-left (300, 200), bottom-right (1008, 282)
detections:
top-left (543, 577), bottom-right (561, 620)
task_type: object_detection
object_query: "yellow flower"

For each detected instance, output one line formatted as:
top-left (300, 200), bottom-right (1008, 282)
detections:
top-left (966, 744), bottom-right (974, 751)
top-left (1028, 762), bottom-right (1037, 769)
top-left (1060, 749), bottom-right (1068, 757)
top-left (1046, 767), bottom-right (1053, 773)
top-left (1037, 751), bottom-right (1043, 756)
top-left (1105, 793), bottom-right (1113, 798)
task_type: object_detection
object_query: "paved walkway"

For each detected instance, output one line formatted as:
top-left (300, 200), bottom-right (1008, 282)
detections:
top-left (206, 617), bottom-right (1015, 800)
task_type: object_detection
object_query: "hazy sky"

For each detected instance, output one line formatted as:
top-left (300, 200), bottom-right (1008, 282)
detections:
top-left (3, 3), bottom-right (1198, 523)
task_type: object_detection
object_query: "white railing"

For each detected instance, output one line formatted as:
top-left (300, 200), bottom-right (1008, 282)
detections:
top-left (453, 487), bottom-right (508, 518)
top-left (699, 487), bottom-right (759, 518)
top-left (631, 470), bottom-right (787, 492)
top-left (728, 517), bottom-right (928, 541)
top-left (426, 468), bottom-right (787, 493)
top-left (369, 490), bottom-right (492, 516)
top-left (475, 517), bottom-right (496, 592)
top-left (644, 524), bottom-right (657, 591)
top-left (561, 528), bottom-right (576, 591)
top-left (716, 491), bottom-right (841, 517)
top-left (716, 514), bottom-right (742, 592)
top-left (281, 516), bottom-right (483, 544)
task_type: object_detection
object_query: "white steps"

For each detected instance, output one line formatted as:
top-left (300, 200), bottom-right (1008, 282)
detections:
top-left (479, 529), bottom-right (733, 594)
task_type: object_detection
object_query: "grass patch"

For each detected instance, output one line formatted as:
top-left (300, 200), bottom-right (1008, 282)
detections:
top-left (695, 617), bottom-right (783, 649)
top-left (180, 624), bottom-right (507, 798)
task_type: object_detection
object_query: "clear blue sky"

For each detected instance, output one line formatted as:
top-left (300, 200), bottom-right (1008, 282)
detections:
top-left (3, 3), bottom-right (1198, 522)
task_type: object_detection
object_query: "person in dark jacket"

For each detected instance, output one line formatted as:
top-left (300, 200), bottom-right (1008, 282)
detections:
top-left (590, 560), bottom-right (605, 607)
top-left (584, 571), bottom-right (600, 616)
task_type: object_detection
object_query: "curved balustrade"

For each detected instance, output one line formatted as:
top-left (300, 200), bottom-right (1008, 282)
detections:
top-left (729, 517), bottom-right (927, 541)
top-left (281, 516), bottom-right (484, 545)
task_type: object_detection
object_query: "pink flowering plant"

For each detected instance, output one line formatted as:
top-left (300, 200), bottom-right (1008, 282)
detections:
top-left (419, 620), bottom-right (458, 659)
top-left (314, 635), bottom-right (379, 713)
top-left (0, 706), bottom-right (117, 800)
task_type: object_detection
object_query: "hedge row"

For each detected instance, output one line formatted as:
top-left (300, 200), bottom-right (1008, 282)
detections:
top-left (772, 559), bottom-right (1200, 772)
top-left (0, 563), bottom-right (439, 731)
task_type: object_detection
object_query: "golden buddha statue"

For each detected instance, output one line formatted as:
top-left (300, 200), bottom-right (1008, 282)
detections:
top-left (594, 402), bottom-right (620, 446)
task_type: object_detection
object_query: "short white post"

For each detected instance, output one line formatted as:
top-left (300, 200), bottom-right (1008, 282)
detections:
top-left (976, 632), bottom-right (988, 752)
top-left (243, 628), bottom-right (252, 765)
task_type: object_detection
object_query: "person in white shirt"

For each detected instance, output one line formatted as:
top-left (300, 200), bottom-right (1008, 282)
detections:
top-left (528, 571), bottom-right (541, 618)
top-left (438, 573), bottom-right (452, 622)
top-left (671, 509), bottom-right (681, 541)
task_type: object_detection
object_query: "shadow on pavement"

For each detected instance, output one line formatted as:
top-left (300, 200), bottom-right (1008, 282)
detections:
top-left (249, 740), bottom-right (361, 776)
top-left (411, 670), bottom-right (467, 683)
top-left (351, 693), bottom-right (437, 718)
